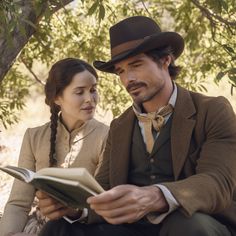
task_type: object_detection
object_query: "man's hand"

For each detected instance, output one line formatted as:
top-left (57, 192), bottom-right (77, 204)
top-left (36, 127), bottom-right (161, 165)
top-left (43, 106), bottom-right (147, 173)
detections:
top-left (87, 184), bottom-right (169, 224)
top-left (36, 190), bottom-right (81, 220)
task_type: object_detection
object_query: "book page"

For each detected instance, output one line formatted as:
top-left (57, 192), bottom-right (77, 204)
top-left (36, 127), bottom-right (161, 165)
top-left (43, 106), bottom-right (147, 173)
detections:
top-left (36, 167), bottom-right (104, 193)
top-left (0, 165), bottom-right (35, 183)
top-left (32, 176), bottom-right (98, 208)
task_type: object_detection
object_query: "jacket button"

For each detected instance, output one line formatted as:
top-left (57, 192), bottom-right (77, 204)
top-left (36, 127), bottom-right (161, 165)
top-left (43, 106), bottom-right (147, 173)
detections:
top-left (150, 175), bottom-right (156, 180)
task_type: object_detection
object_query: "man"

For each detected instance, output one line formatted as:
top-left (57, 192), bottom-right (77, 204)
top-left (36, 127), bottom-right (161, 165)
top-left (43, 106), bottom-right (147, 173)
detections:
top-left (38, 16), bottom-right (236, 236)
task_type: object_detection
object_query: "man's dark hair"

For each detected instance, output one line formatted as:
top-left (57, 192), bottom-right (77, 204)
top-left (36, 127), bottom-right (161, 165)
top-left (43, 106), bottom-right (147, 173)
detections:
top-left (145, 46), bottom-right (181, 80)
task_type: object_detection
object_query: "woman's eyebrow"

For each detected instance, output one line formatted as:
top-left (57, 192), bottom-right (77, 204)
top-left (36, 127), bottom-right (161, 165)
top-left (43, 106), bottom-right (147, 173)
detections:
top-left (73, 83), bottom-right (97, 90)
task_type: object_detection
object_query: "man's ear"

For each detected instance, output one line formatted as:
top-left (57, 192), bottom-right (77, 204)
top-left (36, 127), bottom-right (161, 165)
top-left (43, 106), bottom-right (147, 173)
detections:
top-left (161, 55), bottom-right (171, 70)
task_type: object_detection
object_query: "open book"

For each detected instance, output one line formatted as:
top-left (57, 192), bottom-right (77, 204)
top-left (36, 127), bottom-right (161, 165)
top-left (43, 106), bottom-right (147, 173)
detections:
top-left (0, 165), bottom-right (104, 209)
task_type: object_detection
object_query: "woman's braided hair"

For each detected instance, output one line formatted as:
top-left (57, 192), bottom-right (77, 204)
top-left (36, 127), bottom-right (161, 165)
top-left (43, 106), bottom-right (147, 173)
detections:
top-left (44, 58), bottom-right (98, 167)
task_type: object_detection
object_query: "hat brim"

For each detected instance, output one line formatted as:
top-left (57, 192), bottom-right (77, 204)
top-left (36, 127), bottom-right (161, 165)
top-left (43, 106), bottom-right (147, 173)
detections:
top-left (93, 32), bottom-right (184, 73)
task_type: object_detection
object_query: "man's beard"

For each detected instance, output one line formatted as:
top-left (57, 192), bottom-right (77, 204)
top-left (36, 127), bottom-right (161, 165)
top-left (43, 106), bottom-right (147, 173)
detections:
top-left (132, 86), bottom-right (163, 105)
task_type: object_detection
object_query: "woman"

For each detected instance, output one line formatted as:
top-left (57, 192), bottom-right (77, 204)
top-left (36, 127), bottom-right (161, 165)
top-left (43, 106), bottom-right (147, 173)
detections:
top-left (0, 58), bottom-right (109, 236)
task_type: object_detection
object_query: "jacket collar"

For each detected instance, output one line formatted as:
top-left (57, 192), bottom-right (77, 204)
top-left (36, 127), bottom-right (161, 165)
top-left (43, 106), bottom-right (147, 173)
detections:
top-left (171, 84), bottom-right (196, 179)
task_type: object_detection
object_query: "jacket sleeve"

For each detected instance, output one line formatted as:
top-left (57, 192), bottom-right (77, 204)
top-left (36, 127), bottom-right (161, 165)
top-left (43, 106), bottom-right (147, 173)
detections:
top-left (163, 97), bottom-right (236, 217)
top-left (94, 125), bottom-right (109, 177)
top-left (87, 124), bottom-right (113, 224)
top-left (0, 129), bottom-right (36, 235)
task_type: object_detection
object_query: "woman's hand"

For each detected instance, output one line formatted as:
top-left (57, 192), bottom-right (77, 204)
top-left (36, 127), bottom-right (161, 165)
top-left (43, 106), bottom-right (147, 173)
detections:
top-left (36, 190), bottom-right (81, 220)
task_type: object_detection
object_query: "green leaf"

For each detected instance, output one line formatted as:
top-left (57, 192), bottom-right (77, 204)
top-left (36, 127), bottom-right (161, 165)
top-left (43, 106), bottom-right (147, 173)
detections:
top-left (44, 7), bottom-right (52, 21)
top-left (87, 1), bottom-right (99, 16)
top-left (34, 2), bottom-right (44, 16)
top-left (201, 63), bottom-right (211, 72)
top-left (206, 0), bottom-right (222, 13)
top-left (220, 0), bottom-right (228, 12)
top-left (217, 62), bottom-right (227, 68)
top-left (22, 18), bottom-right (37, 29)
top-left (215, 71), bottom-right (226, 82)
top-left (98, 4), bottom-right (105, 21)
top-left (223, 44), bottom-right (235, 54)
top-left (228, 74), bottom-right (236, 85)
top-left (227, 68), bottom-right (236, 75)
top-left (18, 24), bottom-right (27, 37)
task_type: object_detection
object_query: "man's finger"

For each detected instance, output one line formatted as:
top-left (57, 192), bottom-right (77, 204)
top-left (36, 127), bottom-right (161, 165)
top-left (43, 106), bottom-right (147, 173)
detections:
top-left (87, 185), bottom-right (130, 204)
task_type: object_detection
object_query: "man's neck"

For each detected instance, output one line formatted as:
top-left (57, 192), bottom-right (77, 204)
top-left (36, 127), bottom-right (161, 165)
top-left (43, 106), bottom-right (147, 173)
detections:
top-left (142, 81), bottom-right (174, 113)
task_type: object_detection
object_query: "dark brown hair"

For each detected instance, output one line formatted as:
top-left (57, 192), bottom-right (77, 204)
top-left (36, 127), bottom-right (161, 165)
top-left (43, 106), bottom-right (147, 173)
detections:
top-left (44, 58), bottom-right (98, 167)
top-left (145, 46), bottom-right (181, 80)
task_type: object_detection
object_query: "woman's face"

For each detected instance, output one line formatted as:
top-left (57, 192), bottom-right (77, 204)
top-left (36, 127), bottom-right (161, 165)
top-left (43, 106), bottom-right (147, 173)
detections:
top-left (55, 70), bottom-right (98, 129)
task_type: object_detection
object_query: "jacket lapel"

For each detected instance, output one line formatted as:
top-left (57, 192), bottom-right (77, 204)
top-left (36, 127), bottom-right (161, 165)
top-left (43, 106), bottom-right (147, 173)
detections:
top-left (110, 108), bottom-right (135, 186)
top-left (151, 115), bottom-right (173, 156)
top-left (132, 119), bottom-right (147, 152)
top-left (171, 85), bottom-right (196, 180)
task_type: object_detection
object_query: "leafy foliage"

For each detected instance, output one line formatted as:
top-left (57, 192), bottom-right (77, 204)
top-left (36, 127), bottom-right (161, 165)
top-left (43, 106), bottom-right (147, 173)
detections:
top-left (0, 0), bottom-right (235, 128)
top-left (0, 66), bottom-right (30, 128)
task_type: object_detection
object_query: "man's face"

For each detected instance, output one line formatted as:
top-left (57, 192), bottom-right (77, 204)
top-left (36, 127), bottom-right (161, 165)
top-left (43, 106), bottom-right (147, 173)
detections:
top-left (114, 53), bottom-right (170, 105)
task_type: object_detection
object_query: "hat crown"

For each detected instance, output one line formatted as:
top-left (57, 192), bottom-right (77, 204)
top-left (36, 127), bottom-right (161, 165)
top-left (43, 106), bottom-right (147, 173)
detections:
top-left (109, 16), bottom-right (161, 49)
top-left (93, 16), bottom-right (184, 73)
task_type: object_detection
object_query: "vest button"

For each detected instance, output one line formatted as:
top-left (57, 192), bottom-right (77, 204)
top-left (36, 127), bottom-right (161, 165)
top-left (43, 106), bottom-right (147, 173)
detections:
top-left (150, 158), bottom-right (154, 163)
top-left (150, 175), bottom-right (156, 180)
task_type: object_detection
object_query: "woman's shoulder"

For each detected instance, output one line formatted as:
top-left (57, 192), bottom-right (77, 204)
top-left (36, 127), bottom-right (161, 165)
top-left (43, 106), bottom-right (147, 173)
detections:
top-left (89, 118), bottom-right (109, 131)
top-left (25, 121), bottom-right (51, 138)
top-left (84, 119), bottom-right (109, 139)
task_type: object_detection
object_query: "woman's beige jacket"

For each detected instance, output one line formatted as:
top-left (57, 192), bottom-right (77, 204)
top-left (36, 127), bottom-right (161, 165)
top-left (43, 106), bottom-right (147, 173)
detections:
top-left (0, 118), bottom-right (109, 235)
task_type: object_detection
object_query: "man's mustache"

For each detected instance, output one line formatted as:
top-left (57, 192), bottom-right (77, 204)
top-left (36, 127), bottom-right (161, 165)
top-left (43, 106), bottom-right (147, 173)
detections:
top-left (126, 82), bottom-right (146, 92)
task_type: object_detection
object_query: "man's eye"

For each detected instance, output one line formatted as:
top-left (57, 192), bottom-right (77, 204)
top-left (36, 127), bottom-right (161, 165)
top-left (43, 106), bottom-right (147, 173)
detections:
top-left (117, 70), bottom-right (124, 75)
top-left (133, 64), bottom-right (141, 67)
top-left (91, 88), bottom-right (97, 93)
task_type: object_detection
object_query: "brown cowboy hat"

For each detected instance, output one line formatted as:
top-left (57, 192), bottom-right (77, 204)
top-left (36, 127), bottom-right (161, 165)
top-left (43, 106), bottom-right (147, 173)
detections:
top-left (93, 16), bottom-right (184, 73)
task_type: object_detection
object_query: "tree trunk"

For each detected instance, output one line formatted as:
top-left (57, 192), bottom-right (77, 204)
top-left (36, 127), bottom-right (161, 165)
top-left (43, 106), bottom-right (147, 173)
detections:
top-left (0, 0), bottom-right (73, 82)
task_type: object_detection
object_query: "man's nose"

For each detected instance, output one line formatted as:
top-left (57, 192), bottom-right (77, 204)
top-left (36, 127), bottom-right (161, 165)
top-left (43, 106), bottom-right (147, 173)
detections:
top-left (126, 70), bottom-right (136, 82)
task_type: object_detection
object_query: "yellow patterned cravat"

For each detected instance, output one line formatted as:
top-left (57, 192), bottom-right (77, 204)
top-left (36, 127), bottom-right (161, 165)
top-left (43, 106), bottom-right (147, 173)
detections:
top-left (136, 104), bottom-right (173, 153)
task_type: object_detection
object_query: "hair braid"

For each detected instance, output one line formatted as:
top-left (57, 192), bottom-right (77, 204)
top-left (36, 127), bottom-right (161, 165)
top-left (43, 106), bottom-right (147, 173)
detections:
top-left (49, 105), bottom-right (60, 167)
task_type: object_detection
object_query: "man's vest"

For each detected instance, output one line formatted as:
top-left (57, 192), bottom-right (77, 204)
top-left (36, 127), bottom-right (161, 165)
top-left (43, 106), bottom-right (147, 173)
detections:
top-left (128, 116), bottom-right (174, 186)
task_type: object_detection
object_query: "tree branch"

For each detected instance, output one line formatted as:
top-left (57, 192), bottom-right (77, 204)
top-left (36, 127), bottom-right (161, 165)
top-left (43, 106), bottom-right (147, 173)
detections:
top-left (191, 0), bottom-right (236, 27)
top-left (140, 0), bottom-right (152, 17)
top-left (49, 0), bottom-right (73, 14)
top-left (191, 0), bottom-right (235, 58)
top-left (0, 0), bottom-right (73, 82)
top-left (21, 58), bottom-right (46, 85)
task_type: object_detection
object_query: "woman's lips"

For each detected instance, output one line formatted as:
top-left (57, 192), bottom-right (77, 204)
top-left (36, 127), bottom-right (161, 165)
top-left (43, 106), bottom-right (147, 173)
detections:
top-left (81, 106), bottom-right (95, 112)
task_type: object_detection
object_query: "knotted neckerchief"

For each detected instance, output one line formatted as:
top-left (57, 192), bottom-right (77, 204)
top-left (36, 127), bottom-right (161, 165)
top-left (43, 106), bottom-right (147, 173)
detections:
top-left (136, 104), bottom-right (174, 153)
